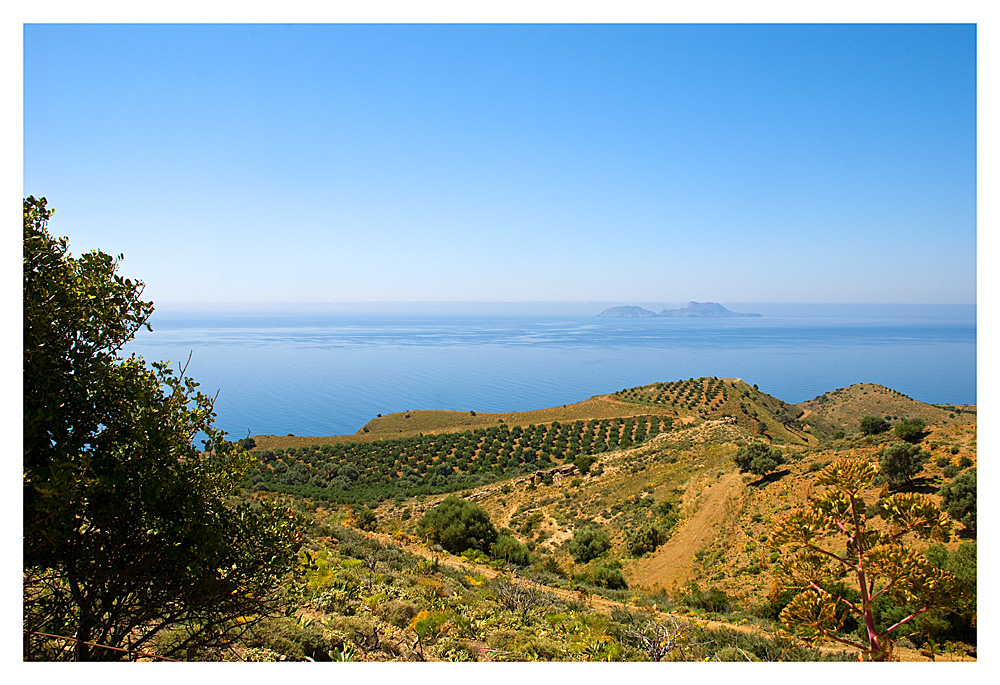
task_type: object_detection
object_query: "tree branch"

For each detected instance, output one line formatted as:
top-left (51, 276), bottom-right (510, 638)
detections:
top-left (878, 604), bottom-right (932, 639)
top-left (805, 542), bottom-right (855, 571)
top-left (808, 580), bottom-right (860, 614)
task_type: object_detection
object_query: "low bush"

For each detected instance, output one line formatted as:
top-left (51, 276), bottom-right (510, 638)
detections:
top-left (245, 617), bottom-right (336, 661)
top-left (492, 534), bottom-right (531, 566)
top-left (567, 525), bottom-right (612, 563)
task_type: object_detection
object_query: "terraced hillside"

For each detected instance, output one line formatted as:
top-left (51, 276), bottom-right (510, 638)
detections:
top-left (231, 378), bottom-right (977, 662)
top-left (612, 377), bottom-right (817, 445)
top-left (245, 414), bottom-right (675, 503)
top-left (248, 378), bottom-right (976, 505)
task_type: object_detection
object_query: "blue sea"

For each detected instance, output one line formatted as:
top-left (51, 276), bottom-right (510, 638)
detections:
top-left (123, 302), bottom-right (977, 439)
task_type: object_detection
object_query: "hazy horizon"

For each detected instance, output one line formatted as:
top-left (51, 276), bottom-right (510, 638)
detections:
top-left (144, 300), bottom-right (977, 320)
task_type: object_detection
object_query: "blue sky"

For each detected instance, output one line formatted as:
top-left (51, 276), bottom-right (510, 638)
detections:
top-left (23, 22), bottom-right (977, 305)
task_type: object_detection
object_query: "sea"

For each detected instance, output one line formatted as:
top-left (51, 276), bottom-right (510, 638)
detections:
top-left (123, 302), bottom-right (977, 440)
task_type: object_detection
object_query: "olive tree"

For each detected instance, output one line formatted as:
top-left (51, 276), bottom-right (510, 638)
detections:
top-left (877, 441), bottom-right (930, 489)
top-left (23, 197), bottom-right (304, 661)
top-left (770, 459), bottom-right (959, 661)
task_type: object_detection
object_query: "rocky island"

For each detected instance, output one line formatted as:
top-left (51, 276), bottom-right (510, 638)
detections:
top-left (599, 301), bottom-right (762, 318)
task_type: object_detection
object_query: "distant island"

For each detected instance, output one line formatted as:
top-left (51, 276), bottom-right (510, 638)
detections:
top-left (599, 301), bottom-right (762, 318)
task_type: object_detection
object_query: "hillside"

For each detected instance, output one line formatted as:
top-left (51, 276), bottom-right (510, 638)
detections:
top-left (798, 383), bottom-right (977, 434)
top-left (238, 378), bottom-right (977, 662)
top-left (248, 378), bottom-right (976, 504)
top-left (610, 378), bottom-right (819, 445)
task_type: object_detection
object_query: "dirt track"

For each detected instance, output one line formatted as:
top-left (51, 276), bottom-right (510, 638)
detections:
top-left (628, 471), bottom-right (744, 590)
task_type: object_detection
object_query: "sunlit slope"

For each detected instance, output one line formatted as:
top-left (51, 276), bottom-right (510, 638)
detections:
top-left (797, 382), bottom-right (976, 436)
top-left (611, 377), bottom-right (819, 445)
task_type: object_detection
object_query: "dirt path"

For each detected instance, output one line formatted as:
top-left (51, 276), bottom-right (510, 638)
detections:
top-left (628, 472), bottom-right (744, 590)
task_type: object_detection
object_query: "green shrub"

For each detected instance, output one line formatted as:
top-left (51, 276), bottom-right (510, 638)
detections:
top-left (416, 495), bottom-right (498, 554)
top-left (246, 617), bottom-right (336, 661)
top-left (682, 583), bottom-right (733, 613)
top-left (624, 523), bottom-right (668, 557)
top-left (567, 525), bottom-right (612, 563)
top-left (491, 534), bottom-right (531, 566)
top-left (859, 416), bottom-right (890, 435)
top-left (576, 561), bottom-right (628, 590)
top-left (733, 441), bottom-right (786, 477)
top-left (894, 417), bottom-right (927, 443)
top-left (590, 563), bottom-right (628, 590)
top-left (382, 600), bottom-right (421, 629)
top-left (938, 469), bottom-right (976, 534)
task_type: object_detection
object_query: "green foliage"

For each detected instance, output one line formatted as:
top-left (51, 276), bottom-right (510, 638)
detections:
top-left (22, 198), bottom-right (304, 661)
top-left (576, 562), bottom-right (628, 590)
top-left (624, 522), bottom-right (669, 557)
top-left (492, 535), bottom-right (531, 566)
top-left (416, 495), bottom-right (498, 554)
top-left (938, 468), bottom-right (976, 535)
top-left (573, 454), bottom-right (596, 474)
top-left (771, 458), bottom-right (959, 661)
top-left (681, 583), bottom-right (733, 613)
top-left (244, 617), bottom-right (336, 661)
top-left (250, 414), bottom-right (670, 505)
top-left (733, 441), bottom-right (786, 477)
top-left (877, 441), bottom-right (931, 489)
top-left (567, 525), bottom-right (612, 563)
top-left (894, 417), bottom-right (927, 443)
top-left (859, 415), bottom-right (890, 435)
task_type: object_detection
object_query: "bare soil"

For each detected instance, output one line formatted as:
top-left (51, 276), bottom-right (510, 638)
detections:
top-left (628, 471), bottom-right (744, 590)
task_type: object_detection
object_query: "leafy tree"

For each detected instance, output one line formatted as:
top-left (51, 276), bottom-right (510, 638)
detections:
top-left (416, 495), bottom-right (497, 554)
top-left (877, 441), bottom-right (930, 489)
top-left (770, 459), bottom-right (960, 661)
top-left (733, 441), bottom-right (786, 478)
top-left (859, 415), bottom-right (890, 435)
top-left (23, 197), bottom-right (304, 661)
top-left (938, 468), bottom-right (976, 535)
top-left (568, 525), bottom-right (612, 563)
top-left (894, 417), bottom-right (927, 443)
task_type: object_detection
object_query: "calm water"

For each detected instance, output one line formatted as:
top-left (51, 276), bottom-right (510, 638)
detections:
top-left (124, 303), bottom-right (976, 439)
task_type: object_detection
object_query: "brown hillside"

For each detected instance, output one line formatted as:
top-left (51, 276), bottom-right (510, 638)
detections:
top-left (798, 383), bottom-right (976, 435)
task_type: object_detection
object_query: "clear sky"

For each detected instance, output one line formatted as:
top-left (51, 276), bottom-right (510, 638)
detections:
top-left (23, 21), bottom-right (977, 306)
